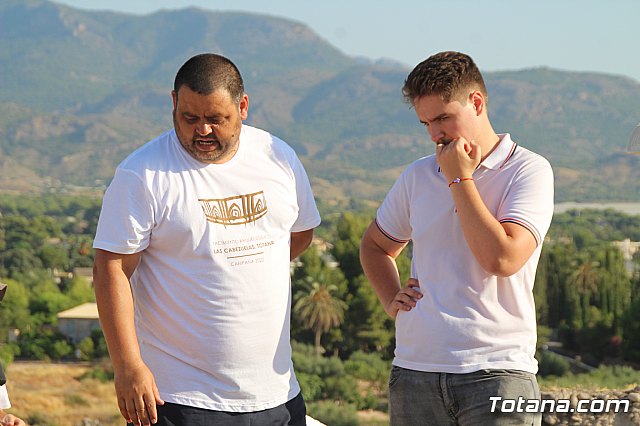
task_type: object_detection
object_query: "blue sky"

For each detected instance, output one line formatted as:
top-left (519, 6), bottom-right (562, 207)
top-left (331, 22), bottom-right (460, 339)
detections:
top-left (53, 0), bottom-right (640, 84)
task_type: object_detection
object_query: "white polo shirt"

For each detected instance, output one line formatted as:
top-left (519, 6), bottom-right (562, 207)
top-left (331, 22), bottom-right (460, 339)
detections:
top-left (377, 134), bottom-right (554, 374)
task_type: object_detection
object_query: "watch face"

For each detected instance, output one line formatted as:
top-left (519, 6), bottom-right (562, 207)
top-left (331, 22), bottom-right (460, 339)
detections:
top-left (628, 123), bottom-right (640, 154)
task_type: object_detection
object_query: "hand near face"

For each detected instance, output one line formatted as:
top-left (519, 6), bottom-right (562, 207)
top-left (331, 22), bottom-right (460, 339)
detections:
top-left (435, 137), bottom-right (481, 182)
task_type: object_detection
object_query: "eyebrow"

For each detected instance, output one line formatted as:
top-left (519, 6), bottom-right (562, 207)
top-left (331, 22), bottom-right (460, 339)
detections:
top-left (182, 113), bottom-right (223, 120)
top-left (420, 113), bottom-right (448, 124)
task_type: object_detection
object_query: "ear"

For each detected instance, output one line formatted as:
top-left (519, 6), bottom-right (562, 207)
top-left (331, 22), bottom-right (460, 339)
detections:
top-left (171, 90), bottom-right (178, 110)
top-left (239, 94), bottom-right (249, 120)
top-left (469, 91), bottom-right (485, 116)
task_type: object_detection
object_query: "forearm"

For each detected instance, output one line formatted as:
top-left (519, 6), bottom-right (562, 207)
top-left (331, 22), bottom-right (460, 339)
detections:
top-left (450, 182), bottom-right (532, 276)
top-left (93, 255), bottom-right (143, 370)
top-left (360, 237), bottom-right (403, 316)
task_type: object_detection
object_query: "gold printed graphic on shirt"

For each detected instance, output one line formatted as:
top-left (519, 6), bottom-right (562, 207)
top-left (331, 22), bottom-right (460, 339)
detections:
top-left (199, 191), bottom-right (268, 226)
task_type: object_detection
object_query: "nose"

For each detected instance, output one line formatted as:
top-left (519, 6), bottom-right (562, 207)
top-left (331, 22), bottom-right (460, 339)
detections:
top-left (195, 122), bottom-right (213, 136)
top-left (428, 123), bottom-right (444, 143)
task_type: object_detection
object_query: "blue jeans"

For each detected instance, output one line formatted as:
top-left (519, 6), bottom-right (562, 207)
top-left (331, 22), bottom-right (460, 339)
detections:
top-left (389, 366), bottom-right (541, 426)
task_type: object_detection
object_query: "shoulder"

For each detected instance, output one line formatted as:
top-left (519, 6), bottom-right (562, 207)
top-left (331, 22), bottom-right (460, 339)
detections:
top-left (242, 124), bottom-right (300, 163)
top-left (243, 125), bottom-right (294, 151)
top-left (509, 145), bottom-right (553, 173)
top-left (400, 154), bottom-right (438, 180)
top-left (117, 129), bottom-right (177, 173)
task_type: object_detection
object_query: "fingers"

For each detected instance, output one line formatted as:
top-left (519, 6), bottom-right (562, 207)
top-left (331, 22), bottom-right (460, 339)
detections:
top-left (121, 395), bottom-right (158, 425)
top-left (391, 279), bottom-right (423, 313)
top-left (406, 277), bottom-right (420, 289)
top-left (118, 397), bottom-right (131, 423)
top-left (124, 397), bottom-right (140, 425)
top-left (148, 383), bottom-right (166, 423)
top-left (115, 362), bottom-right (162, 425)
top-left (468, 140), bottom-right (481, 161)
top-left (436, 138), bottom-right (480, 180)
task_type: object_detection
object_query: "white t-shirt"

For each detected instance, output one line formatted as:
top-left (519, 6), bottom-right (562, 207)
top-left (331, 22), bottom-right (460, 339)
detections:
top-left (94, 125), bottom-right (321, 412)
top-left (0, 385), bottom-right (10, 409)
top-left (377, 134), bottom-right (554, 374)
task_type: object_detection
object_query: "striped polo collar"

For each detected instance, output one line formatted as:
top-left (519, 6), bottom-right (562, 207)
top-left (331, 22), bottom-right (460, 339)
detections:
top-left (479, 133), bottom-right (517, 170)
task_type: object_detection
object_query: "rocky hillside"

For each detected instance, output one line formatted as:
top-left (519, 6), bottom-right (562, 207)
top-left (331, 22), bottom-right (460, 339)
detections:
top-left (1, 0), bottom-right (639, 205)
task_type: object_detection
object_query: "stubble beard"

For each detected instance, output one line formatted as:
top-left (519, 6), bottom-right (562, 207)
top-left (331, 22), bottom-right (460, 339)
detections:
top-left (173, 113), bottom-right (238, 164)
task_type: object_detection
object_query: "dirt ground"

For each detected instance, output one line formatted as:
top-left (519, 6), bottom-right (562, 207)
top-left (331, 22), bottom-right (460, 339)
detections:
top-left (5, 361), bottom-right (390, 426)
top-left (5, 361), bottom-right (121, 426)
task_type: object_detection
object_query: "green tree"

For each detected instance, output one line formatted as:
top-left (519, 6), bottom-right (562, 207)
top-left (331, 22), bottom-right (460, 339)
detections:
top-left (331, 212), bottom-right (371, 282)
top-left (568, 258), bottom-right (600, 328)
top-left (341, 274), bottom-right (394, 357)
top-left (65, 275), bottom-right (96, 305)
top-left (622, 297), bottom-right (640, 363)
top-left (38, 244), bottom-right (69, 270)
top-left (294, 279), bottom-right (348, 354)
top-left (0, 278), bottom-right (30, 340)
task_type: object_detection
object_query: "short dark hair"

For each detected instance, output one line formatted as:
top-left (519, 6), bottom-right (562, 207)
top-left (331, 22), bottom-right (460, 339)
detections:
top-left (174, 53), bottom-right (245, 103)
top-left (402, 51), bottom-right (487, 105)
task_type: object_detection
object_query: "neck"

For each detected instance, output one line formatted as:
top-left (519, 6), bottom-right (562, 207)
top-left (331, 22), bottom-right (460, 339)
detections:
top-left (476, 122), bottom-right (501, 162)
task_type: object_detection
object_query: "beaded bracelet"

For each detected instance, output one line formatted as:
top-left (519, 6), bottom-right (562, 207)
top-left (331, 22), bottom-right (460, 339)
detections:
top-left (448, 177), bottom-right (474, 188)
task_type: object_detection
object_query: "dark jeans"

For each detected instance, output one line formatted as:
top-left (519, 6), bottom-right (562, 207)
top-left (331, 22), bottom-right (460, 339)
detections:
top-left (127, 392), bottom-right (306, 426)
top-left (389, 366), bottom-right (541, 426)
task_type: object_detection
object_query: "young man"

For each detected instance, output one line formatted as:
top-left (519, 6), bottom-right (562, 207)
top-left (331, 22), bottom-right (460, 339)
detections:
top-left (360, 51), bottom-right (554, 425)
top-left (93, 53), bottom-right (320, 426)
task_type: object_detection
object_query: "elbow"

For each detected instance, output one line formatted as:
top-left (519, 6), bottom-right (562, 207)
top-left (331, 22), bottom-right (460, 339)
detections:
top-left (359, 240), bottom-right (372, 271)
top-left (481, 256), bottom-right (524, 277)
top-left (92, 260), bottom-right (107, 292)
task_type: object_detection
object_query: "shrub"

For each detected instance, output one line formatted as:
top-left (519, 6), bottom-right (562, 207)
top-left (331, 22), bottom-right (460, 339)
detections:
top-left (26, 412), bottom-right (56, 426)
top-left (0, 343), bottom-right (19, 366)
top-left (64, 393), bottom-right (89, 406)
top-left (323, 374), bottom-right (358, 401)
top-left (307, 401), bottom-right (358, 426)
top-left (80, 359), bottom-right (114, 383)
top-left (18, 329), bottom-right (73, 360)
top-left (77, 337), bottom-right (95, 361)
top-left (297, 372), bottom-right (323, 401)
top-left (344, 350), bottom-right (390, 384)
top-left (537, 350), bottom-right (570, 377)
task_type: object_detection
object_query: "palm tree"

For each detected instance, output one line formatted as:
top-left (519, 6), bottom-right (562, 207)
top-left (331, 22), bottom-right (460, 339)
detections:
top-left (569, 260), bottom-right (600, 327)
top-left (294, 279), bottom-right (347, 354)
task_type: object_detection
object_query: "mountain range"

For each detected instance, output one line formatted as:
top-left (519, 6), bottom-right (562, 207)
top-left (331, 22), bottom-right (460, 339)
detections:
top-left (1, 0), bottom-right (639, 208)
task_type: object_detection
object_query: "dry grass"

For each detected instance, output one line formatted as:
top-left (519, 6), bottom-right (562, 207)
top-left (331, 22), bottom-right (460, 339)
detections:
top-left (5, 361), bottom-right (391, 425)
top-left (5, 361), bottom-right (121, 426)
top-left (356, 409), bottom-right (389, 425)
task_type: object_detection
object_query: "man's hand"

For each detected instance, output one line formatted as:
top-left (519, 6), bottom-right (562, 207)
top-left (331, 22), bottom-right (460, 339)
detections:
top-left (385, 278), bottom-right (422, 318)
top-left (435, 137), bottom-right (481, 182)
top-left (0, 412), bottom-right (26, 426)
top-left (114, 360), bottom-right (164, 426)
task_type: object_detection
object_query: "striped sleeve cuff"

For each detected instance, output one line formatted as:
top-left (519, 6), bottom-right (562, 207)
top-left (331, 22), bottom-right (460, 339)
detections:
top-left (500, 218), bottom-right (542, 246)
top-left (375, 218), bottom-right (410, 244)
